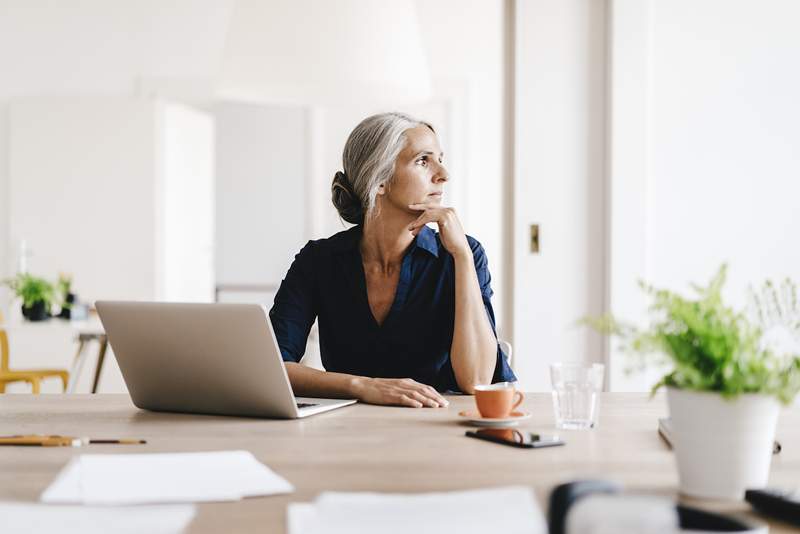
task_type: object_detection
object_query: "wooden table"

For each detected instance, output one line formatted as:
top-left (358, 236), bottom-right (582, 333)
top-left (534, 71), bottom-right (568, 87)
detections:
top-left (0, 319), bottom-right (108, 393)
top-left (1, 393), bottom-right (798, 533)
top-left (67, 330), bottom-right (108, 393)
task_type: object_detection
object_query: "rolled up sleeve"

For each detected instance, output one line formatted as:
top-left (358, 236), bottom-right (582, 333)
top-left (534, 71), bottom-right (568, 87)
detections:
top-left (468, 237), bottom-right (517, 383)
top-left (269, 242), bottom-right (317, 363)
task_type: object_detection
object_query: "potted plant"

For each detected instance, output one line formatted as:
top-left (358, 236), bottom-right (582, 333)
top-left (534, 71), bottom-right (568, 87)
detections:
top-left (585, 265), bottom-right (800, 500)
top-left (2, 273), bottom-right (55, 321)
top-left (56, 273), bottom-right (75, 319)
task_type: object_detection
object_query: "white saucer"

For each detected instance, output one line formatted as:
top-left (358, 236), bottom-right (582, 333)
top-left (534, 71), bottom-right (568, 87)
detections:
top-left (458, 410), bottom-right (532, 427)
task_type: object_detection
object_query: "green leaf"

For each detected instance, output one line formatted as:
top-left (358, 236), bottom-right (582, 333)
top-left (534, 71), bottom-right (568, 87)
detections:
top-left (581, 264), bottom-right (800, 404)
top-left (2, 273), bottom-right (56, 309)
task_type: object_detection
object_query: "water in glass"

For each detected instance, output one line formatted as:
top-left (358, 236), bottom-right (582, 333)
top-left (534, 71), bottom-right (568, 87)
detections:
top-left (550, 363), bottom-right (604, 430)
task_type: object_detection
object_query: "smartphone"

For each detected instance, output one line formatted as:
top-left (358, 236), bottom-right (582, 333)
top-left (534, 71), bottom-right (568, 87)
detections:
top-left (465, 428), bottom-right (564, 449)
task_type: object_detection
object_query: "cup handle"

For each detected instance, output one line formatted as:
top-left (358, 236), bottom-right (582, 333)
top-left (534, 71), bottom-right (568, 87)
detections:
top-left (511, 391), bottom-right (524, 412)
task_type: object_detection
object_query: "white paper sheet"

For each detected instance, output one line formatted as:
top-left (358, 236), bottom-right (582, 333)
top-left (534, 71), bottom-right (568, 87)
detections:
top-left (0, 502), bottom-right (196, 534)
top-left (42, 450), bottom-right (294, 505)
top-left (41, 457), bottom-right (82, 503)
top-left (287, 486), bottom-right (545, 534)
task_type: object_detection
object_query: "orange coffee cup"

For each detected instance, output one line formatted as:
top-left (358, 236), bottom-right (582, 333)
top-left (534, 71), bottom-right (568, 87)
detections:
top-left (474, 382), bottom-right (524, 419)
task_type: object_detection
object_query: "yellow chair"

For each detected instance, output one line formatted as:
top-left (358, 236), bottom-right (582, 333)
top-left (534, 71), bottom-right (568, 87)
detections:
top-left (0, 312), bottom-right (69, 394)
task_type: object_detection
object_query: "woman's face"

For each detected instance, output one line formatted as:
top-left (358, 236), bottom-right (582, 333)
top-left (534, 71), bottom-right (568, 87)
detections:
top-left (379, 126), bottom-right (448, 214)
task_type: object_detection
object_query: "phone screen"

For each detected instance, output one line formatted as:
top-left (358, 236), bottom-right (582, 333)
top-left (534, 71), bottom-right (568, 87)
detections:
top-left (466, 428), bottom-right (564, 448)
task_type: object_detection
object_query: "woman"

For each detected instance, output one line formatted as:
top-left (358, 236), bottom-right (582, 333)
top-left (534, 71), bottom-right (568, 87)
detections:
top-left (269, 112), bottom-right (515, 408)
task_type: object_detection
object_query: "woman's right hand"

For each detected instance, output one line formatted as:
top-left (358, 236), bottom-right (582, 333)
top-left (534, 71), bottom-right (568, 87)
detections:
top-left (350, 377), bottom-right (449, 408)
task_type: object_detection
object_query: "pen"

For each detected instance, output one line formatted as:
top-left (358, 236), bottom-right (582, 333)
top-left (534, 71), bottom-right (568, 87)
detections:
top-left (0, 435), bottom-right (147, 447)
top-left (87, 439), bottom-right (147, 445)
top-left (0, 435), bottom-right (81, 447)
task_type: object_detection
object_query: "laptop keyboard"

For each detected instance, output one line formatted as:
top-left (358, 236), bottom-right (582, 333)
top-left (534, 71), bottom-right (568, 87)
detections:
top-left (296, 402), bottom-right (319, 409)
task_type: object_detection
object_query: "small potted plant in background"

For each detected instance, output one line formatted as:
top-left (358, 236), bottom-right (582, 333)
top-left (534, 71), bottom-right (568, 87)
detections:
top-left (585, 265), bottom-right (800, 500)
top-left (56, 273), bottom-right (75, 319)
top-left (3, 273), bottom-right (56, 321)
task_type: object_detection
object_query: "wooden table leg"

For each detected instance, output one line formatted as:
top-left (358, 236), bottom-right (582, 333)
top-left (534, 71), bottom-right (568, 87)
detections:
top-left (91, 335), bottom-right (108, 394)
top-left (67, 338), bottom-right (88, 393)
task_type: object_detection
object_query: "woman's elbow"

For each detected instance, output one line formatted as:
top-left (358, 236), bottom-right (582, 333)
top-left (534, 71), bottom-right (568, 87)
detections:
top-left (459, 381), bottom-right (477, 395)
top-left (456, 372), bottom-right (494, 395)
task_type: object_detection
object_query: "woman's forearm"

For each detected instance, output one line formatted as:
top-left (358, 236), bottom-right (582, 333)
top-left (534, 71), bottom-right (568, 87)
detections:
top-left (285, 362), bottom-right (362, 399)
top-left (285, 362), bottom-right (449, 407)
top-left (450, 253), bottom-right (498, 393)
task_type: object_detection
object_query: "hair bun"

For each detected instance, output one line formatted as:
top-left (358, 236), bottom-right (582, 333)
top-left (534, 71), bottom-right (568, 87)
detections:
top-left (331, 171), bottom-right (364, 225)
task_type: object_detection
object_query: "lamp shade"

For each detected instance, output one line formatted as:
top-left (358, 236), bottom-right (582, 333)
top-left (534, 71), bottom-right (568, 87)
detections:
top-left (217, 0), bottom-right (432, 105)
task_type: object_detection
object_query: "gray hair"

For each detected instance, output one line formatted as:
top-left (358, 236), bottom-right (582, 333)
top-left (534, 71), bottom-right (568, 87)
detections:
top-left (331, 112), bottom-right (434, 225)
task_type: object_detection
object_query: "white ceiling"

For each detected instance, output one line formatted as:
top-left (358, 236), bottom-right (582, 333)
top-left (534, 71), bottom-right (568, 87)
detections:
top-left (0, 0), bottom-right (234, 100)
top-left (218, 0), bottom-right (431, 106)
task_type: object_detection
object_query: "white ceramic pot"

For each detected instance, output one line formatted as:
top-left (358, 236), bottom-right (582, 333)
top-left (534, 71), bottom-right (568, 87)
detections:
top-left (667, 387), bottom-right (780, 500)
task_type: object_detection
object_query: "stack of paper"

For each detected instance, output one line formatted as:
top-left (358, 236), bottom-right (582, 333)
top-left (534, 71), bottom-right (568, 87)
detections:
top-left (42, 450), bottom-right (294, 505)
top-left (288, 486), bottom-right (546, 534)
top-left (1, 502), bottom-right (196, 534)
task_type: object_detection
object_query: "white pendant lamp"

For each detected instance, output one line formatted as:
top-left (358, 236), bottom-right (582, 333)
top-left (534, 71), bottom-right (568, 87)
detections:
top-left (217, 0), bottom-right (432, 106)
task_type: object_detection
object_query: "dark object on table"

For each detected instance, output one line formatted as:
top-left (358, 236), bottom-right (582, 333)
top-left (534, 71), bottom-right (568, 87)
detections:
top-left (746, 488), bottom-right (800, 527)
top-left (549, 480), bottom-right (621, 534)
top-left (465, 428), bottom-right (564, 449)
top-left (21, 301), bottom-right (50, 322)
top-left (57, 292), bottom-right (76, 319)
top-left (549, 480), bottom-right (762, 534)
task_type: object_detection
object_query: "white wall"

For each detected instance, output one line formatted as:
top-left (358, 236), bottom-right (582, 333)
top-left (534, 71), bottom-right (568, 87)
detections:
top-left (0, 104), bottom-right (9, 308)
top-left (7, 97), bottom-right (215, 304)
top-left (160, 102), bottom-right (216, 302)
top-left (606, 0), bottom-right (656, 391)
top-left (513, 0), bottom-right (608, 391)
top-left (608, 0), bottom-right (800, 390)
top-left (648, 0), bottom-right (800, 297)
top-left (214, 102), bottom-right (307, 291)
top-left (9, 97), bottom-right (158, 302)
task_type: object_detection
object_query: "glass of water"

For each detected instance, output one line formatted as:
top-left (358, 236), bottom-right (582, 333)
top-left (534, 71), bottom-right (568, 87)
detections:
top-left (550, 362), bottom-right (604, 430)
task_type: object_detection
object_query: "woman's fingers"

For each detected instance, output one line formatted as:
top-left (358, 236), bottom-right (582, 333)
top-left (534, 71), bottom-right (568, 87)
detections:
top-left (408, 211), bottom-right (429, 228)
top-left (407, 389), bottom-right (439, 408)
top-left (423, 384), bottom-right (449, 406)
top-left (408, 213), bottom-right (434, 235)
top-left (408, 205), bottom-right (457, 230)
top-left (407, 205), bottom-right (469, 258)
top-left (408, 208), bottom-right (448, 234)
top-left (397, 394), bottom-right (423, 408)
top-left (365, 378), bottom-right (448, 408)
top-left (408, 202), bottom-right (439, 211)
top-left (407, 204), bottom-right (439, 229)
top-left (409, 381), bottom-right (447, 406)
top-left (406, 381), bottom-right (448, 407)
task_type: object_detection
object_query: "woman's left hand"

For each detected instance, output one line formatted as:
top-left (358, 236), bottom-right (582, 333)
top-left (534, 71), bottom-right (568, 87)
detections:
top-left (408, 203), bottom-right (470, 260)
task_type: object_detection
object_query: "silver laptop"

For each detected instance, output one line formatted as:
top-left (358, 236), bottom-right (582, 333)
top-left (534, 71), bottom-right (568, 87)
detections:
top-left (95, 301), bottom-right (356, 418)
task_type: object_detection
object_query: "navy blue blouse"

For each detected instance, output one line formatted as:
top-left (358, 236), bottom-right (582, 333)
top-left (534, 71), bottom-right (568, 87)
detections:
top-left (269, 224), bottom-right (516, 392)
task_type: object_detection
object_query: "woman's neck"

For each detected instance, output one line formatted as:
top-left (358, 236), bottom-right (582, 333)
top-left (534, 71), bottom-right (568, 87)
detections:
top-left (360, 211), bottom-right (416, 272)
